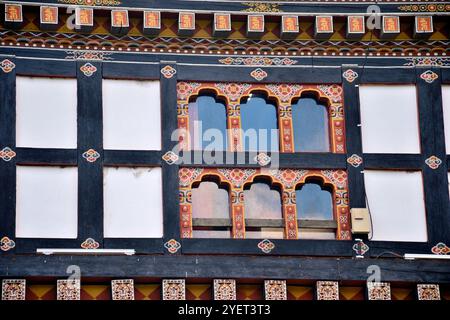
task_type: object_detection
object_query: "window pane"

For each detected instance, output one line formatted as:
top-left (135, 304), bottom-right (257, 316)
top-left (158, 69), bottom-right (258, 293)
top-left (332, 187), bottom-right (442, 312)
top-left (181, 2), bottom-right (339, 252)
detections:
top-left (364, 170), bottom-right (427, 242)
top-left (244, 182), bottom-right (282, 219)
top-left (442, 86), bottom-right (450, 153)
top-left (103, 80), bottom-right (161, 150)
top-left (189, 96), bottom-right (227, 150)
top-left (104, 167), bottom-right (163, 238)
top-left (192, 230), bottom-right (231, 238)
top-left (16, 166), bottom-right (78, 238)
top-left (241, 95), bottom-right (279, 152)
top-left (16, 77), bottom-right (77, 148)
top-left (296, 183), bottom-right (333, 220)
top-left (292, 98), bottom-right (329, 152)
top-left (359, 85), bottom-right (420, 153)
top-left (245, 228), bottom-right (284, 239)
top-left (192, 181), bottom-right (229, 219)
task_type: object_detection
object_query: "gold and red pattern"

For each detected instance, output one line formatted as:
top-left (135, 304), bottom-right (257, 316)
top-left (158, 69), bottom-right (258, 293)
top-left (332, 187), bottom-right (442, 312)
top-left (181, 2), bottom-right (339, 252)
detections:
top-left (5, 4), bottom-right (22, 22)
top-left (111, 10), bottom-right (129, 28)
top-left (214, 13), bottom-right (231, 31)
top-left (348, 16), bottom-right (365, 33)
top-left (58, 0), bottom-right (121, 5)
top-left (316, 16), bottom-right (333, 33)
top-left (383, 16), bottom-right (400, 33)
top-left (179, 12), bottom-right (195, 30)
top-left (282, 16), bottom-right (299, 33)
top-left (415, 16), bottom-right (433, 33)
top-left (177, 82), bottom-right (346, 154)
top-left (40, 6), bottom-right (58, 25)
top-left (144, 11), bottom-right (161, 29)
top-left (179, 168), bottom-right (350, 240)
top-left (248, 15), bottom-right (264, 32)
top-left (75, 8), bottom-right (94, 26)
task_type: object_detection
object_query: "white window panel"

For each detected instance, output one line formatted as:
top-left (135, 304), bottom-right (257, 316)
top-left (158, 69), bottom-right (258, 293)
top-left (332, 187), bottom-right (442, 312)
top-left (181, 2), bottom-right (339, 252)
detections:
top-left (441, 86), bottom-right (450, 153)
top-left (16, 77), bottom-right (77, 149)
top-left (359, 85), bottom-right (420, 154)
top-left (16, 166), bottom-right (78, 239)
top-left (364, 170), bottom-right (427, 242)
top-left (104, 167), bottom-right (163, 238)
top-left (103, 80), bottom-right (161, 150)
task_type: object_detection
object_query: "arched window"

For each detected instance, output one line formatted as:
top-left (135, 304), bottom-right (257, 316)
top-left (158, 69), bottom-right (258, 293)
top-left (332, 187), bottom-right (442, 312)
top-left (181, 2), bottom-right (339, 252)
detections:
top-left (189, 95), bottom-right (227, 151)
top-left (241, 94), bottom-right (279, 152)
top-left (296, 181), bottom-right (336, 239)
top-left (191, 180), bottom-right (231, 238)
top-left (292, 97), bottom-right (330, 152)
top-left (244, 179), bottom-right (284, 239)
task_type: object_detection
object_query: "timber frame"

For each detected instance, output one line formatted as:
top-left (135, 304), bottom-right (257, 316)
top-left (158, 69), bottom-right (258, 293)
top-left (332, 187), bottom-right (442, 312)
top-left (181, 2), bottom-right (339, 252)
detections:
top-left (0, 1), bottom-right (449, 283)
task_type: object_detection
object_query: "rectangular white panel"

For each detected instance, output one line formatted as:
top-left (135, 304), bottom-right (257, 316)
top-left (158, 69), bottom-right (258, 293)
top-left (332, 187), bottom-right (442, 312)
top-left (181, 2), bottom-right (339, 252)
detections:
top-left (364, 170), bottom-right (427, 242)
top-left (103, 80), bottom-right (161, 150)
top-left (16, 166), bottom-right (78, 238)
top-left (16, 77), bottom-right (77, 148)
top-left (104, 167), bottom-right (163, 238)
top-left (359, 85), bottom-right (420, 154)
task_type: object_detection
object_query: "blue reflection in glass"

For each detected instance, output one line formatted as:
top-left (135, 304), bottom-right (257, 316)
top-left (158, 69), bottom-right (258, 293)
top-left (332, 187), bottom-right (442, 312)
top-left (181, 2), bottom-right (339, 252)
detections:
top-left (189, 95), bottom-right (227, 150)
top-left (240, 94), bottom-right (279, 152)
top-left (296, 183), bottom-right (333, 220)
top-left (292, 98), bottom-right (329, 152)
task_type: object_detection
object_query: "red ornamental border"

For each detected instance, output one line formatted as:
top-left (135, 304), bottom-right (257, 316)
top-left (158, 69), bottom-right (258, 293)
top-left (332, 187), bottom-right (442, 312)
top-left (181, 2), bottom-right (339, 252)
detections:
top-left (179, 168), bottom-right (350, 240)
top-left (177, 82), bottom-right (346, 153)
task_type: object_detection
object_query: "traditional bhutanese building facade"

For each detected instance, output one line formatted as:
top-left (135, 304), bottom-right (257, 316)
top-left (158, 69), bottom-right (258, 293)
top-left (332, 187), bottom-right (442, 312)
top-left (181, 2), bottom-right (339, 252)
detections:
top-left (0, 0), bottom-right (449, 301)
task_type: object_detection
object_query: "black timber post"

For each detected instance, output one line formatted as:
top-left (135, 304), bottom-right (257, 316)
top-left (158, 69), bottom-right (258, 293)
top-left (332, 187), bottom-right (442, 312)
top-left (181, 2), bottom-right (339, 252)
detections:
top-left (77, 60), bottom-right (104, 246)
top-left (0, 56), bottom-right (16, 254)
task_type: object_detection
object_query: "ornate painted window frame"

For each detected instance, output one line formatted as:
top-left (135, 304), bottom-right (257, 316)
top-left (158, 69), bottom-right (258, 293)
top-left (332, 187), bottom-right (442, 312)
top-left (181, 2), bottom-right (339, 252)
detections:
top-left (177, 82), bottom-right (346, 153)
top-left (179, 167), bottom-right (350, 240)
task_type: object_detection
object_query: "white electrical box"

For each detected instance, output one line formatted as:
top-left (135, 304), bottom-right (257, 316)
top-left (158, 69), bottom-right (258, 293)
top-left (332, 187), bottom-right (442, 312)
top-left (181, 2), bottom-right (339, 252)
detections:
top-left (350, 208), bottom-right (371, 234)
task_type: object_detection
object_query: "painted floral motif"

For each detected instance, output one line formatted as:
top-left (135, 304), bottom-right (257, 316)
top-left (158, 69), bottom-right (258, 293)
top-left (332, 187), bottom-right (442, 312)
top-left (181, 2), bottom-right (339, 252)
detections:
top-left (82, 149), bottom-right (100, 163)
top-left (58, 0), bottom-right (121, 6)
top-left (2, 279), bottom-right (26, 300)
top-left (0, 236), bottom-right (15, 252)
top-left (404, 57), bottom-right (450, 67)
top-left (367, 282), bottom-right (391, 300)
top-left (213, 279), bottom-right (236, 300)
top-left (353, 239), bottom-right (369, 257)
top-left (242, 2), bottom-right (282, 13)
top-left (162, 279), bottom-right (185, 300)
top-left (317, 281), bottom-right (339, 300)
top-left (215, 83), bottom-right (252, 102)
top-left (425, 155), bottom-right (442, 169)
top-left (342, 69), bottom-right (359, 83)
top-left (0, 59), bottom-right (16, 73)
top-left (0, 147), bottom-right (16, 162)
top-left (398, 4), bottom-right (450, 13)
top-left (162, 151), bottom-right (180, 165)
top-left (420, 70), bottom-right (439, 83)
top-left (66, 50), bottom-right (113, 61)
top-left (164, 239), bottom-right (181, 254)
top-left (268, 169), bottom-right (308, 189)
top-left (266, 84), bottom-right (303, 103)
top-left (217, 168), bottom-right (256, 188)
top-left (111, 279), bottom-right (135, 300)
top-left (254, 153), bottom-right (271, 166)
top-left (161, 65), bottom-right (177, 79)
top-left (81, 238), bottom-right (99, 249)
top-left (431, 242), bottom-right (449, 255)
top-left (417, 284), bottom-right (440, 300)
top-left (317, 84), bottom-right (342, 103)
top-left (219, 57), bottom-right (297, 66)
top-left (176, 82), bottom-right (202, 102)
top-left (264, 280), bottom-right (287, 300)
top-left (347, 154), bottom-right (363, 168)
top-left (57, 279), bottom-right (80, 300)
top-left (179, 168), bottom-right (204, 187)
top-left (258, 239), bottom-right (275, 253)
top-left (250, 68), bottom-right (268, 81)
top-left (80, 62), bottom-right (97, 77)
